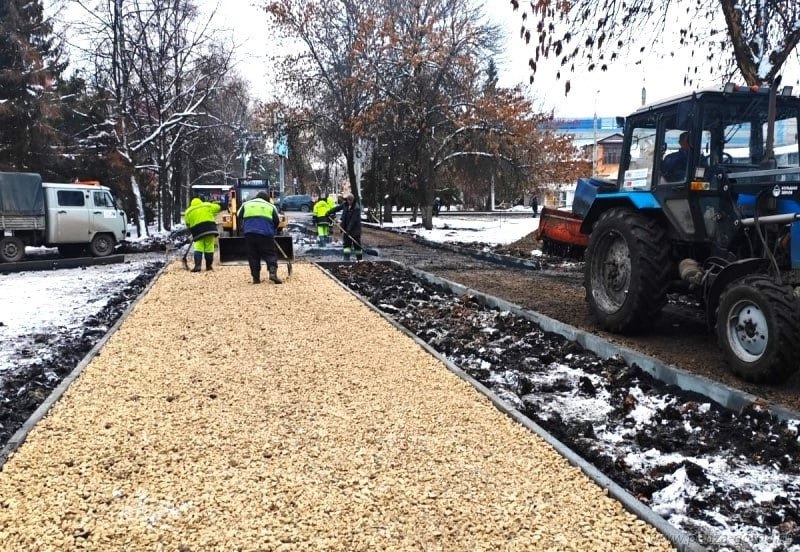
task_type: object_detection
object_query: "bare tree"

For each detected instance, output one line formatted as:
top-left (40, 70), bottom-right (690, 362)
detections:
top-left (512, 0), bottom-right (800, 91)
top-left (358, 0), bottom-right (584, 229)
top-left (185, 72), bottom-right (253, 187)
top-left (69, 0), bottom-right (234, 233)
top-left (264, 0), bottom-right (382, 204)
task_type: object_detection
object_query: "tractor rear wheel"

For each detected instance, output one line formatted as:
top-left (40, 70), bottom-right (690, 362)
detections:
top-left (716, 276), bottom-right (800, 383)
top-left (585, 208), bottom-right (671, 333)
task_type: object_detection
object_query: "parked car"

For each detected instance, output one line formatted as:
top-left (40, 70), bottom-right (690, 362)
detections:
top-left (278, 194), bottom-right (314, 212)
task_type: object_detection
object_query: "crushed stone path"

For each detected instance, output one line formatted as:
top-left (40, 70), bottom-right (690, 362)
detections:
top-left (0, 263), bottom-right (673, 551)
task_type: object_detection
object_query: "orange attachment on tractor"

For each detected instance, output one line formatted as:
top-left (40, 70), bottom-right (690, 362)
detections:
top-left (537, 206), bottom-right (588, 257)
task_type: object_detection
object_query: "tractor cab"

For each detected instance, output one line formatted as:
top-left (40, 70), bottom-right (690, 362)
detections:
top-left (583, 87), bottom-right (800, 265)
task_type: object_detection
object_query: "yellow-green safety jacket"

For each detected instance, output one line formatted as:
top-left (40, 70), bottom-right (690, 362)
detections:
top-left (237, 198), bottom-right (280, 237)
top-left (184, 198), bottom-right (220, 239)
top-left (313, 199), bottom-right (330, 225)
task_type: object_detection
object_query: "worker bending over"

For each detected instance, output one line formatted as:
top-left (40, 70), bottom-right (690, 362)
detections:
top-left (184, 197), bottom-right (220, 272)
top-left (237, 191), bottom-right (283, 284)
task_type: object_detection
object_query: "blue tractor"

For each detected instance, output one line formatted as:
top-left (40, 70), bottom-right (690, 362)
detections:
top-left (578, 82), bottom-right (800, 383)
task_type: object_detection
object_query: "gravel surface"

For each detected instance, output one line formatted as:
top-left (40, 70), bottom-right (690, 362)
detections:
top-left (0, 263), bottom-right (671, 551)
top-left (327, 261), bottom-right (800, 550)
top-left (362, 227), bottom-right (800, 412)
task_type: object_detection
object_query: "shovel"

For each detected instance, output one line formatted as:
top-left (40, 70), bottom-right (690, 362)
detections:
top-left (331, 220), bottom-right (363, 251)
top-left (273, 237), bottom-right (293, 277)
top-left (181, 240), bottom-right (194, 270)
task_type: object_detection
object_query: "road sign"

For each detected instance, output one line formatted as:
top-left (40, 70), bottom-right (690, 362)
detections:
top-left (274, 133), bottom-right (289, 158)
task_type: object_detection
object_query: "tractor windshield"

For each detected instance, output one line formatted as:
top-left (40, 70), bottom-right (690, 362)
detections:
top-left (700, 96), bottom-right (800, 169)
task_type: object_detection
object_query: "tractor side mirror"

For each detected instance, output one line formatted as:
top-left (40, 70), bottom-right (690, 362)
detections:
top-left (615, 116), bottom-right (625, 127)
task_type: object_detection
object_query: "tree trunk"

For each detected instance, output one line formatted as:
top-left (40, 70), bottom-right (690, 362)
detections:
top-left (130, 175), bottom-right (148, 237)
top-left (383, 197), bottom-right (393, 223)
top-left (345, 141), bottom-right (358, 204)
top-left (421, 205), bottom-right (433, 230)
top-left (410, 205), bottom-right (417, 222)
top-left (420, 161), bottom-right (436, 230)
top-left (163, 168), bottom-right (173, 231)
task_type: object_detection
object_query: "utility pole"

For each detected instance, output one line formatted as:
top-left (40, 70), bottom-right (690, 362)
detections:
top-left (593, 90), bottom-right (599, 177)
top-left (241, 136), bottom-right (249, 178)
top-left (355, 138), bottom-right (363, 204)
top-left (274, 114), bottom-right (289, 202)
top-left (279, 156), bottom-right (285, 199)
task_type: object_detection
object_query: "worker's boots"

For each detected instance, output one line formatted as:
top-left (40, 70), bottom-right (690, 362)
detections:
top-left (192, 251), bottom-right (202, 273)
top-left (268, 268), bottom-right (283, 284)
top-left (205, 253), bottom-right (214, 271)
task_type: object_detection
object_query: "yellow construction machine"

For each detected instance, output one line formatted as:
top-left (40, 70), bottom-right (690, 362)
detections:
top-left (218, 179), bottom-right (293, 264)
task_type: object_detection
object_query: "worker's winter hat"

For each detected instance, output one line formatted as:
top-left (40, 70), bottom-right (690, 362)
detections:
top-left (345, 193), bottom-right (355, 201)
top-left (256, 191), bottom-right (270, 201)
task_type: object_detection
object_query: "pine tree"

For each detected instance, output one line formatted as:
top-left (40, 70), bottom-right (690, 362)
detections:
top-left (0, 0), bottom-right (64, 172)
top-left (484, 58), bottom-right (498, 94)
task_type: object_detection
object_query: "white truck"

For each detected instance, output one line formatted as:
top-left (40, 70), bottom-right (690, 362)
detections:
top-left (0, 172), bottom-right (128, 263)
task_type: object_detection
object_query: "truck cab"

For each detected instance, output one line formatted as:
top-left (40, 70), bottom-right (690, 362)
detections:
top-left (43, 182), bottom-right (128, 257)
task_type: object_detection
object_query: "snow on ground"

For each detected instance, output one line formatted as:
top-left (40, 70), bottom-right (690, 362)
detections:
top-left (0, 255), bottom-right (162, 374)
top-left (379, 214), bottom-right (540, 245)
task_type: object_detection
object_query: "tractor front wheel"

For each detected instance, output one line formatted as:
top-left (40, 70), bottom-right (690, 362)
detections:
top-left (585, 208), bottom-right (671, 334)
top-left (716, 276), bottom-right (800, 383)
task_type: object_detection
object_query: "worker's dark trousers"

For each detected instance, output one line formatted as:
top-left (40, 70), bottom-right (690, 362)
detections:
top-left (245, 233), bottom-right (278, 281)
top-left (343, 234), bottom-right (363, 261)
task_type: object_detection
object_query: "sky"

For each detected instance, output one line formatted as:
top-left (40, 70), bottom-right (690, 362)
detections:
top-left (203, 0), bottom-right (700, 119)
top-left (55, 1), bottom-right (795, 119)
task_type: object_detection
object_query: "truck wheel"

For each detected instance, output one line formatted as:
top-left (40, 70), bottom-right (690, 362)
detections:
top-left (585, 208), bottom-right (671, 333)
top-left (716, 276), bottom-right (800, 383)
top-left (89, 233), bottom-right (115, 257)
top-left (0, 237), bottom-right (25, 263)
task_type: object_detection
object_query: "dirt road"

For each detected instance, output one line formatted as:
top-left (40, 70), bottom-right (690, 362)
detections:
top-left (363, 227), bottom-right (800, 412)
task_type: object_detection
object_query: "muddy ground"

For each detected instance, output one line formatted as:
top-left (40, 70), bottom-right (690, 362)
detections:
top-left (362, 227), bottom-right (800, 413)
top-left (0, 262), bottom-right (164, 448)
top-left (327, 261), bottom-right (800, 550)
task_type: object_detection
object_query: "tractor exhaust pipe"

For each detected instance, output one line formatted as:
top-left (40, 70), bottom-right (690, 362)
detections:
top-left (736, 212), bottom-right (800, 227)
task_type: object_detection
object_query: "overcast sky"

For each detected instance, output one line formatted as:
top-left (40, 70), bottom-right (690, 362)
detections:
top-left (208, 0), bottom-right (707, 118)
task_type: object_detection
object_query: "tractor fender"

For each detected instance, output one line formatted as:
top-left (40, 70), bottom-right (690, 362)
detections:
top-left (579, 192), bottom-right (663, 234)
top-left (704, 258), bottom-right (771, 329)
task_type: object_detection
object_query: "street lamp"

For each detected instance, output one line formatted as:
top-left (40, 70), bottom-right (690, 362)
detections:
top-left (592, 89), bottom-right (599, 177)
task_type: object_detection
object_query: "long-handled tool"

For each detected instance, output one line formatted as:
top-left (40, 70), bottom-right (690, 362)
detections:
top-left (181, 239), bottom-right (194, 270)
top-left (183, 224), bottom-right (219, 270)
top-left (273, 237), bottom-right (293, 277)
top-left (331, 220), bottom-right (363, 251)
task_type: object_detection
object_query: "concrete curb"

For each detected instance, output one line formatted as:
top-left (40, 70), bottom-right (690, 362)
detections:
top-left (315, 260), bottom-right (706, 552)
top-left (0, 261), bottom-right (169, 468)
top-left (0, 254), bottom-right (126, 273)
